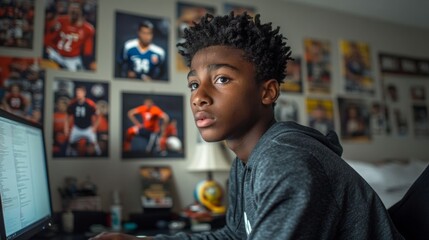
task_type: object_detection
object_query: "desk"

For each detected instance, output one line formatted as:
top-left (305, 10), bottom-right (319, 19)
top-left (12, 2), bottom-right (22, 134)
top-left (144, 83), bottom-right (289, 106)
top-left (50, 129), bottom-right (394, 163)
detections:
top-left (33, 211), bottom-right (225, 239)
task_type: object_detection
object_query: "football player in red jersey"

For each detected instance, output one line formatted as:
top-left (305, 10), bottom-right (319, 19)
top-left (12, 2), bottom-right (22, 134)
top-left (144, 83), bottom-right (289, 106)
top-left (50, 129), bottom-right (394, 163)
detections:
top-left (123, 98), bottom-right (169, 154)
top-left (2, 83), bottom-right (28, 117)
top-left (44, 2), bottom-right (95, 71)
top-left (64, 86), bottom-right (101, 156)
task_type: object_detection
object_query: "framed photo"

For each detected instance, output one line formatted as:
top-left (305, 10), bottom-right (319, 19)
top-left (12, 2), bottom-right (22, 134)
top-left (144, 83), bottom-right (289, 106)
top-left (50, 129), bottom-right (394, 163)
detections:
top-left (392, 108), bottom-right (409, 137)
top-left (412, 105), bottom-right (429, 138)
top-left (0, 57), bottom-right (45, 124)
top-left (114, 11), bottom-right (169, 81)
top-left (304, 38), bottom-right (332, 94)
top-left (140, 165), bottom-right (174, 209)
top-left (223, 3), bottom-right (256, 16)
top-left (306, 98), bottom-right (335, 135)
top-left (176, 2), bottom-right (216, 72)
top-left (52, 79), bottom-right (109, 158)
top-left (340, 40), bottom-right (374, 94)
top-left (281, 57), bottom-right (303, 93)
top-left (417, 60), bottom-right (429, 75)
top-left (385, 83), bottom-right (399, 103)
top-left (379, 53), bottom-right (429, 76)
top-left (337, 97), bottom-right (371, 141)
top-left (410, 85), bottom-right (426, 101)
top-left (0, 0), bottom-right (35, 48)
top-left (275, 96), bottom-right (299, 123)
top-left (122, 92), bottom-right (185, 159)
top-left (370, 102), bottom-right (391, 135)
top-left (43, 0), bottom-right (98, 71)
top-left (379, 54), bottom-right (401, 73)
top-left (401, 58), bottom-right (418, 74)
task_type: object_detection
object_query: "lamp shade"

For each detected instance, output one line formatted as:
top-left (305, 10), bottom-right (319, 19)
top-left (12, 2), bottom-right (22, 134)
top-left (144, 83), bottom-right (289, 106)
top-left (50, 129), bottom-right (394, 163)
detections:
top-left (188, 141), bottom-right (231, 172)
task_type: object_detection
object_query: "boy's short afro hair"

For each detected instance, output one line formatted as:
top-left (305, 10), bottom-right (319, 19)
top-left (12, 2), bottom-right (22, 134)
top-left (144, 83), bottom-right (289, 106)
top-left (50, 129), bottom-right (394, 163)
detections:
top-left (177, 12), bottom-right (292, 83)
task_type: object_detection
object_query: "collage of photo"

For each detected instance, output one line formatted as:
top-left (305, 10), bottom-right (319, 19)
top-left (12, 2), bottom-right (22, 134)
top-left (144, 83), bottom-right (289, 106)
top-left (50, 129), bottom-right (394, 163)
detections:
top-left (1, 0), bottom-right (264, 160)
top-left (1, 0), bottom-right (429, 163)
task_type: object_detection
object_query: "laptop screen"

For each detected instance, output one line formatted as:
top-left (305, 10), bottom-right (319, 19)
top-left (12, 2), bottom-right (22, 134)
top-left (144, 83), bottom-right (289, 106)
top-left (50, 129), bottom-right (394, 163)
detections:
top-left (0, 109), bottom-right (52, 240)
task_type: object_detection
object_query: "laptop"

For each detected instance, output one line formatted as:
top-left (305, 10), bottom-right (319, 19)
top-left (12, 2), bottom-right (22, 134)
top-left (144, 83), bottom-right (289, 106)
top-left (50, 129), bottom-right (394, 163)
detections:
top-left (0, 109), bottom-right (52, 240)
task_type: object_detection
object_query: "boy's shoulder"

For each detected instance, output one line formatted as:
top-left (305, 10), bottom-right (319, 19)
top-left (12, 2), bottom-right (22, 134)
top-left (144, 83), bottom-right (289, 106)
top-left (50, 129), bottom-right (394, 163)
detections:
top-left (248, 121), bottom-right (345, 175)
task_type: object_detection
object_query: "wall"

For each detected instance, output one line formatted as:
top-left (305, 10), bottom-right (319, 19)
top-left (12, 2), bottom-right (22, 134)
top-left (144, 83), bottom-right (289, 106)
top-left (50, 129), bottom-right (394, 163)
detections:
top-left (2, 0), bottom-right (429, 218)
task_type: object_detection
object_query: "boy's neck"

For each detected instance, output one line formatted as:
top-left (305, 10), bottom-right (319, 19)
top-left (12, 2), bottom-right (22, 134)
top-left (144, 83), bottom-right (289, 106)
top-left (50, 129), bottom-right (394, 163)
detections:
top-left (226, 117), bottom-right (276, 163)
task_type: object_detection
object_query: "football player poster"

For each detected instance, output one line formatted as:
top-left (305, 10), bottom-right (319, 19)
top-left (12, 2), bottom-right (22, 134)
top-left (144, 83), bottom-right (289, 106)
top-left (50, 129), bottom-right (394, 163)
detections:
top-left (0, 57), bottom-right (45, 124)
top-left (306, 98), bottom-right (335, 135)
top-left (0, 0), bottom-right (35, 48)
top-left (340, 40), bottom-right (374, 94)
top-left (304, 38), bottom-right (331, 94)
top-left (115, 11), bottom-right (169, 82)
top-left (176, 2), bottom-right (215, 72)
top-left (281, 57), bottom-right (303, 93)
top-left (53, 79), bottom-right (109, 158)
top-left (337, 97), bottom-right (371, 142)
top-left (122, 92), bottom-right (185, 159)
top-left (43, 0), bottom-right (97, 72)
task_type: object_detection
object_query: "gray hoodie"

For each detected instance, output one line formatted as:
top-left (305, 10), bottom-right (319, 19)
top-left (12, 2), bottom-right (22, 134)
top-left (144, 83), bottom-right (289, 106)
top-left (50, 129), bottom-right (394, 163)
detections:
top-left (155, 121), bottom-right (403, 239)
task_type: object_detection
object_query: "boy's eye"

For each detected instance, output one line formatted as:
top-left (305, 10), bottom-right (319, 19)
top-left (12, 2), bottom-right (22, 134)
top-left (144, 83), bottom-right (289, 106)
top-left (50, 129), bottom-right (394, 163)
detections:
top-left (215, 76), bottom-right (230, 84)
top-left (188, 82), bottom-right (199, 91)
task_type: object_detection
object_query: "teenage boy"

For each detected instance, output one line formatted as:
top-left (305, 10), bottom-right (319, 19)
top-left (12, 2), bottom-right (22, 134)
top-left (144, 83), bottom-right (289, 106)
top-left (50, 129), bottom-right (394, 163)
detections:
top-left (92, 12), bottom-right (402, 240)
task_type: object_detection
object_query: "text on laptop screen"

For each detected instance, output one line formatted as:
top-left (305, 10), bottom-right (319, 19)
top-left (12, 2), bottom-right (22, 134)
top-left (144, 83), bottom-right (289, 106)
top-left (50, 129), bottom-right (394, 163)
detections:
top-left (0, 114), bottom-right (51, 239)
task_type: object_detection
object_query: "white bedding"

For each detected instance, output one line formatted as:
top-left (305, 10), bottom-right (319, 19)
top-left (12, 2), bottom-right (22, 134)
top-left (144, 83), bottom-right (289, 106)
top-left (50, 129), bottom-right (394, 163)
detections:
top-left (345, 159), bottom-right (428, 208)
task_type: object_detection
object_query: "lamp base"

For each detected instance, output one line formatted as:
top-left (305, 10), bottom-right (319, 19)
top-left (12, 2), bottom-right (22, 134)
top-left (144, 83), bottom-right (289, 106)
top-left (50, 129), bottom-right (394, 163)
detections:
top-left (194, 179), bottom-right (226, 214)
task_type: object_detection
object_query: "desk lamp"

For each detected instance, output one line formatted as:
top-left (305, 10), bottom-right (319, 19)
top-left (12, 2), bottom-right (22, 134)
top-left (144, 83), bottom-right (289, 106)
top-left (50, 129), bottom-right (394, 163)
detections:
top-left (188, 140), bottom-right (230, 214)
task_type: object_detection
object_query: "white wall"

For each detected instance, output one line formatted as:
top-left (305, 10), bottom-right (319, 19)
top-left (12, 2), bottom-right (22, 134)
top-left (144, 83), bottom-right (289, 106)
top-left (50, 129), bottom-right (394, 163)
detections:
top-left (3, 0), bottom-right (429, 218)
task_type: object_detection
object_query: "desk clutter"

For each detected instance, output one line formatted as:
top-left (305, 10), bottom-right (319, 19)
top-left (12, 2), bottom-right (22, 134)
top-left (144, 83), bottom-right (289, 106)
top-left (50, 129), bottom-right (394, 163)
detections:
top-left (33, 209), bottom-right (225, 239)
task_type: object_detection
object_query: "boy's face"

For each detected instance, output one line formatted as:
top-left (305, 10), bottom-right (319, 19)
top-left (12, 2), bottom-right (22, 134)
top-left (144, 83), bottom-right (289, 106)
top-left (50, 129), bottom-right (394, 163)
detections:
top-left (187, 45), bottom-right (265, 142)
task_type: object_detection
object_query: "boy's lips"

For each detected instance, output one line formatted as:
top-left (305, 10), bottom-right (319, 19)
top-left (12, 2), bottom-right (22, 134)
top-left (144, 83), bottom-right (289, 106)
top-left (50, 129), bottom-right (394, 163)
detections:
top-left (194, 111), bottom-right (215, 128)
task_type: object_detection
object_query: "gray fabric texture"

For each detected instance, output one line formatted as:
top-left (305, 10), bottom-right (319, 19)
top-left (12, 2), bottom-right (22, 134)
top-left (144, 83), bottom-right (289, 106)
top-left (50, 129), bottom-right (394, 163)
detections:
top-left (154, 121), bottom-right (403, 240)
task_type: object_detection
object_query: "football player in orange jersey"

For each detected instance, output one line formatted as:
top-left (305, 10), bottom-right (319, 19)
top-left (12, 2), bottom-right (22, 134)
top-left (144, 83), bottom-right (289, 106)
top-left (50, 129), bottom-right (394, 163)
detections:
top-left (158, 118), bottom-right (179, 156)
top-left (123, 98), bottom-right (169, 154)
top-left (44, 2), bottom-right (95, 71)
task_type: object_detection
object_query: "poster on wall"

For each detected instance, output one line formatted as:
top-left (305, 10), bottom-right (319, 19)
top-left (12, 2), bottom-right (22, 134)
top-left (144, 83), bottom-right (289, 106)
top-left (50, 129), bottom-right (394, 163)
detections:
top-left (0, 0), bottom-right (35, 48)
top-left (140, 166), bottom-right (174, 209)
top-left (337, 97), bottom-right (370, 141)
top-left (370, 102), bottom-right (391, 135)
top-left (275, 96), bottom-right (299, 123)
top-left (384, 80), bottom-right (409, 137)
top-left (122, 92), bottom-right (185, 159)
top-left (53, 79), bottom-right (109, 158)
top-left (410, 85), bottom-right (426, 102)
top-left (306, 98), bottom-right (335, 135)
top-left (392, 108), bottom-right (409, 137)
top-left (176, 2), bottom-right (216, 72)
top-left (385, 83), bottom-right (399, 103)
top-left (0, 57), bottom-right (44, 124)
top-left (304, 38), bottom-right (331, 94)
top-left (281, 57), bottom-right (302, 93)
top-left (43, 0), bottom-right (98, 71)
top-left (114, 11), bottom-right (169, 82)
top-left (224, 3), bottom-right (256, 16)
top-left (412, 104), bottom-right (429, 138)
top-left (340, 40), bottom-right (374, 94)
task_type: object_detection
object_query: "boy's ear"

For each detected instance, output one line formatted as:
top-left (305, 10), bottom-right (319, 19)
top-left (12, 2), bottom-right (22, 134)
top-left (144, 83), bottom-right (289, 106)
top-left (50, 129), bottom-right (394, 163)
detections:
top-left (261, 79), bottom-right (280, 105)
